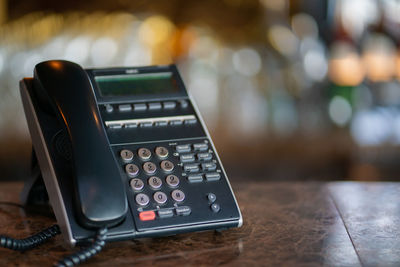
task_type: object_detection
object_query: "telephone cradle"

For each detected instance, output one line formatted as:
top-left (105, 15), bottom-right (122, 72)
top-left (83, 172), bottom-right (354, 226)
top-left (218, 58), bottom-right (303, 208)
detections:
top-left (5, 60), bottom-right (242, 265)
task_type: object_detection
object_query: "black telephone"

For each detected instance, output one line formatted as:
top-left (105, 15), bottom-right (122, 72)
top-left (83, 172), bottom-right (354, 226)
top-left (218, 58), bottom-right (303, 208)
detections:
top-left (18, 60), bottom-right (242, 251)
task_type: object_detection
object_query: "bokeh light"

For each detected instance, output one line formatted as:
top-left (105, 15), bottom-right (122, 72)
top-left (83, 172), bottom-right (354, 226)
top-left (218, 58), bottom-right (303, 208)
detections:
top-left (329, 42), bottom-right (365, 86)
top-left (232, 48), bottom-right (262, 77)
top-left (267, 25), bottom-right (298, 57)
top-left (362, 34), bottom-right (397, 82)
top-left (329, 96), bottom-right (352, 127)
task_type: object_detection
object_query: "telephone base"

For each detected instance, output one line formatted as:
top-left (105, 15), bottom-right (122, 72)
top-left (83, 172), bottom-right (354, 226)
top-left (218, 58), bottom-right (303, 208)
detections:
top-left (20, 148), bottom-right (50, 207)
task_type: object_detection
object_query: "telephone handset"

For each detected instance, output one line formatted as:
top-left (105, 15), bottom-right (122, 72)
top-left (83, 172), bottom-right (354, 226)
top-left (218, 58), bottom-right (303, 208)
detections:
top-left (33, 61), bottom-right (127, 228)
top-left (20, 60), bottom-right (242, 249)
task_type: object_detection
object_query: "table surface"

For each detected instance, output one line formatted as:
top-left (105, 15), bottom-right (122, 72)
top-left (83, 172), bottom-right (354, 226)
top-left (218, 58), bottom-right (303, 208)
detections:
top-left (0, 181), bottom-right (399, 266)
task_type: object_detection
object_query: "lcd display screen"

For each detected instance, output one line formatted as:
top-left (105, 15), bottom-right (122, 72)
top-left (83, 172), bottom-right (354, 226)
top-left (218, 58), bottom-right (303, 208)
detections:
top-left (94, 72), bottom-right (180, 97)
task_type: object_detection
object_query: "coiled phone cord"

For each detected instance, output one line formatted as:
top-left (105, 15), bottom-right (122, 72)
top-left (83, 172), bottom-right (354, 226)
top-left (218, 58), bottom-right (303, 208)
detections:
top-left (55, 227), bottom-right (108, 267)
top-left (0, 224), bottom-right (60, 251)
top-left (0, 224), bottom-right (107, 266)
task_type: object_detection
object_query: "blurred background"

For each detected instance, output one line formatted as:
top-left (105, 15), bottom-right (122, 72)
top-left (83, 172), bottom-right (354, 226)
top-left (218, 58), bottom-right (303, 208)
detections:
top-left (0, 0), bottom-right (400, 182)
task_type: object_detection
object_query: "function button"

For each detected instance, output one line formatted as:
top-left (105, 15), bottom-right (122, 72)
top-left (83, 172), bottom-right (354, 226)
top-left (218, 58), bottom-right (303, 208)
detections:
top-left (171, 190), bottom-right (185, 202)
top-left (184, 118), bottom-right (197, 125)
top-left (193, 143), bottom-right (208, 151)
top-left (207, 193), bottom-right (217, 203)
top-left (125, 164), bottom-right (139, 177)
top-left (175, 206), bottom-right (191, 216)
top-left (169, 120), bottom-right (183, 126)
top-left (130, 178), bottom-right (144, 191)
top-left (133, 103), bottom-right (147, 111)
top-left (188, 174), bottom-right (203, 183)
top-left (163, 101), bottom-right (176, 109)
top-left (178, 100), bottom-right (189, 108)
top-left (202, 162), bottom-right (217, 172)
top-left (148, 176), bottom-right (162, 189)
top-left (205, 172), bottom-right (221, 181)
top-left (109, 123), bottom-right (122, 129)
top-left (138, 148), bottom-right (151, 160)
top-left (211, 203), bottom-right (220, 213)
top-left (155, 147), bottom-right (169, 158)
top-left (139, 121), bottom-right (153, 128)
top-left (143, 162), bottom-right (157, 175)
top-left (154, 191), bottom-right (168, 204)
top-left (160, 160), bottom-right (174, 172)
top-left (148, 102), bottom-right (162, 110)
top-left (135, 193), bottom-right (149, 206)
top-left (125, 122), bottom-right (138, 128)
top-left (139, 210), bottom-right (155, 221)
top-left (165, 175), bottom-right (180, 187)
top-left (118, 104), bottom-right (132, 112)
top-left (180, 154), bottom-right (195, 163)
top-left (105, 104), bottom-right (114, 113)
top-left (154, 120), bottom-right (168, 127)
top-left (157, 209), bottom-right (174, 218)
top-left (197, 153), bottom-right (212, 161)
top-left (176, 144), bottom-right (191, 153)
top-left (184, 163), bottom-right (199, 173)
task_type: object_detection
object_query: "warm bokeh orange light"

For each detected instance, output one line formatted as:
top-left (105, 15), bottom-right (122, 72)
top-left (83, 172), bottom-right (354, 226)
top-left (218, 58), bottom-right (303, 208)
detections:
top-left (363, 51), bottom-right (396, 82)
top-left (138, 16), bottom-right (175, 47)
top-left (169, 26), bottom-right (198, 60)
top-left (328, 54), bottom-right (365, 86)
top-left (138, 15), bottom-right (176, 64)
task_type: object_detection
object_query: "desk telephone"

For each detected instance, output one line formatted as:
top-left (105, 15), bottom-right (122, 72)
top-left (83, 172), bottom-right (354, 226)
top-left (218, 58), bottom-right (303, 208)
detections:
top-left (7, 60), bottom-right (242, 265)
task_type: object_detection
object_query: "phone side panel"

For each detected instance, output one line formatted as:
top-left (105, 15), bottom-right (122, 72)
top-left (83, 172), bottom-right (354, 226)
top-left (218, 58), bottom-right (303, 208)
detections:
top-left (20, 78), bottom-right (77, 246)
top-left (188, 91), bottom-right (243, 227)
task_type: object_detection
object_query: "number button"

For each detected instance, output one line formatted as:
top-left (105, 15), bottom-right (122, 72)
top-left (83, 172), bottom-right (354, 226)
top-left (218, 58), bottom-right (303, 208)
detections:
top-left (125, 164), bottom-right (139, 177)
top-left (138, 148), bottom-right (151, 160)
top-left (166, 175), bottom-right (180, 187)
top-left (135, 193), bottom-right (149, 206)
top-left (171, 189), bottom-right (185, 202)
top-left (130, 178), bottom-right (144, 191)
top-left (160, 160), bottom-right (174, 172)
top-left (148, 176), bottom-right (162, 189)
top-left (143, 162), bottom-right (157, 175)
top-left (120, 149), bottom-right (134, 162)
top-left (155, 146), bottom-right (169, 158)
top-left (154, 191), bottom-right (168, 204)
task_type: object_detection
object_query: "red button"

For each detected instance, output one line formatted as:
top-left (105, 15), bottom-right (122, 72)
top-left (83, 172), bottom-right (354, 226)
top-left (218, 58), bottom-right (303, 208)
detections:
top-left (139, 211), bottom-right (156, 221)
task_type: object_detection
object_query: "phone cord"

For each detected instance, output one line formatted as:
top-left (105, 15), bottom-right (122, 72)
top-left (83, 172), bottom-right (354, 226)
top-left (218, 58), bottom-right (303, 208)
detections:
top-left (0, 224), bottom-right (61, 251)
top-left (55, 227), bottom-right (108, 267)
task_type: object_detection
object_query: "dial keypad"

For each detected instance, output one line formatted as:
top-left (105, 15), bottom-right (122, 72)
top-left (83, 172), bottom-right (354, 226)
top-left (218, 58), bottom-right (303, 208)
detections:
top-left (118, 139), bottom-right (224, 224)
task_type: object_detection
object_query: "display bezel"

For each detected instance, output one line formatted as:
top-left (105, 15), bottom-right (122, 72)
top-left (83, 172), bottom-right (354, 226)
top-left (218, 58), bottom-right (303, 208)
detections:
top-left (86, 65), bottom-right (188, 104)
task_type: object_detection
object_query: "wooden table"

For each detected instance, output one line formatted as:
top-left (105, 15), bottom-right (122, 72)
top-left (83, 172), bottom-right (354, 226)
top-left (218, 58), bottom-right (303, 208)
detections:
top-left (0, 182), bottom-right (399, 266)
